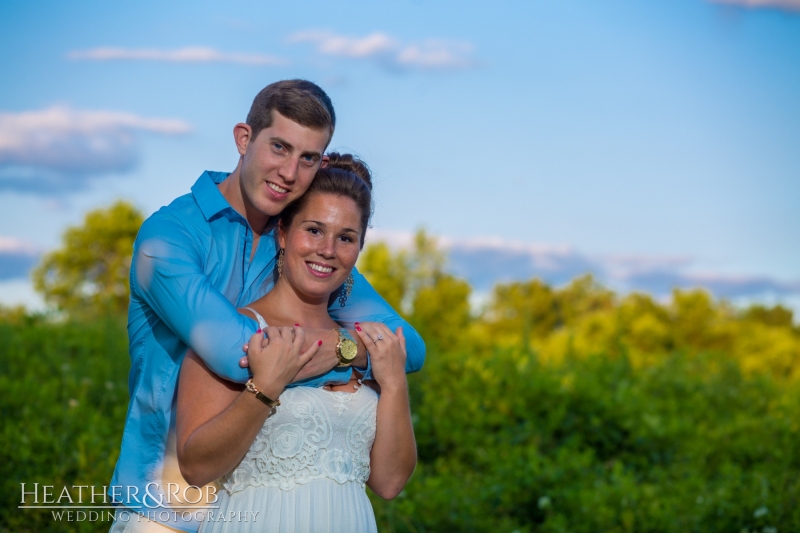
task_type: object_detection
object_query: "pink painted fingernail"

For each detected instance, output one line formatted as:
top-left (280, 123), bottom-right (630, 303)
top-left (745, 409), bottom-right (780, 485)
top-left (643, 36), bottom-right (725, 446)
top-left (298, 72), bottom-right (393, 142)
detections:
top-left (256, 328), bottom-right (262, 334)
top-left (356, 325), bottom-right (362, 331)
top-left (318, 340), bottom-right (323, 346)
top-left (354, 321), bottom-right (360, 325)
top-left (295, 323), bottom-right (300, 327)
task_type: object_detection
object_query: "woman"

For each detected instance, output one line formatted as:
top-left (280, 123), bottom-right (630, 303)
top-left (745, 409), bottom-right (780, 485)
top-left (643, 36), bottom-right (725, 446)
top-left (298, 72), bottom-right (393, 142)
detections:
top-left (175, 154), bottom-right (417, 532)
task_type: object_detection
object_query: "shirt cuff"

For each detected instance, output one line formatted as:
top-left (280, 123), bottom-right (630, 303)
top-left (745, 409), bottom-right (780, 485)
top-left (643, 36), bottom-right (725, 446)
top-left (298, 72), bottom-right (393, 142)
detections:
top-left (353, 349), bottom-right (373, 381)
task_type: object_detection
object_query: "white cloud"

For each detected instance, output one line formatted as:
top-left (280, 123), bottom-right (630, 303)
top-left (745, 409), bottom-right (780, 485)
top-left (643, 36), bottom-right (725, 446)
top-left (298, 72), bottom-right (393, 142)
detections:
top-left (288, 31), bottom-right (478, 71)
top-left (709, 0), bottom-right (800, 11)
top-left (396, 40), bottom-right (476, 69)
top-left (68, 46), bottom-right (286, 65)
top-left (367, 229), bottom-right (800, 301)
top-left (0, 237), bottom-right (40, 281)
top-left (290, 31), bottom-right (396, 58)
top-left (0, 236), bottom-right (38, 254)
top-left (0, 106), bottom-right (190, 195)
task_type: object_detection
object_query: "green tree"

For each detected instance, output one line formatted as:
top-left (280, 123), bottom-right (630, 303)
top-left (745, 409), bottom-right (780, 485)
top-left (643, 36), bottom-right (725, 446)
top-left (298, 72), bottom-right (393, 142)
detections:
top-left (357, 242), bottom-right (409, 313)
top-left (359, 229), bottom-right (472, 347)
top-left (32, 200), bottom-right (144, 317)
top-left (410, 274), bottom-right (472, 349)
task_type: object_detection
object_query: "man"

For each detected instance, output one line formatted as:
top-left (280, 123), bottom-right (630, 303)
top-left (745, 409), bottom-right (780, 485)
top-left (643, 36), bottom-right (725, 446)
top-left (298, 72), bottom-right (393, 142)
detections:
top-left (109, 80), bottom-right (425, 532)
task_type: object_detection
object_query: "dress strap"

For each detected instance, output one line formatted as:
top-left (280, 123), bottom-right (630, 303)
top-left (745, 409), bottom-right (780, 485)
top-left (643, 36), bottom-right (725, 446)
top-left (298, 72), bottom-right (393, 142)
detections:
top-left (243, 306), bottom-right (269, 329)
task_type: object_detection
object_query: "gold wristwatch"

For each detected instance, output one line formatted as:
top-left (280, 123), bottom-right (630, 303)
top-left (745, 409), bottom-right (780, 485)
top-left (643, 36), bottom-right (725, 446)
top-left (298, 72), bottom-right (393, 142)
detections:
top-left (335, 328), bottom-right (358, 367)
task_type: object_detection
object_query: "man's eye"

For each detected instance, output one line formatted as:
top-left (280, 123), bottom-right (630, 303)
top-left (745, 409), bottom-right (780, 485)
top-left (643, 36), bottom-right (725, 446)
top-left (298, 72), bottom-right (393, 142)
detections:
top-left (273, 143), bottom-right (284, 151)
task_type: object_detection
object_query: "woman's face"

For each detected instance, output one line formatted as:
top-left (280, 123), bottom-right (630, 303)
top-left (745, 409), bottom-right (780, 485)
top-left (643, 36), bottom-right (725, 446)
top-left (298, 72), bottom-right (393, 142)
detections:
top-left (278, 192), bottom-right (363, 302)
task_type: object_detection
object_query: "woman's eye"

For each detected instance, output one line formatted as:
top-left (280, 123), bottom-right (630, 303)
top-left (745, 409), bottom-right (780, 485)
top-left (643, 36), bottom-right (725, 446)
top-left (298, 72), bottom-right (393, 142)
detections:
top-left (307, 228), bottom-right (320, 235)
top-left (340, 235), bottom-right (353, 243)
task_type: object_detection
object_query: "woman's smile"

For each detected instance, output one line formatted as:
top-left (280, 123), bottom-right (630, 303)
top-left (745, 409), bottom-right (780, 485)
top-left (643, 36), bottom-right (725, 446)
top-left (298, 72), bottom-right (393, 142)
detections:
top-left (306, 261), bottom-right (336, 278)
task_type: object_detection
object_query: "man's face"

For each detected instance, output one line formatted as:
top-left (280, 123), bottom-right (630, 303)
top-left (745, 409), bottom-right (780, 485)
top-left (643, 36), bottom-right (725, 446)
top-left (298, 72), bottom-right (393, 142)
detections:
top-left (238, 111), bottom-right (331, 217)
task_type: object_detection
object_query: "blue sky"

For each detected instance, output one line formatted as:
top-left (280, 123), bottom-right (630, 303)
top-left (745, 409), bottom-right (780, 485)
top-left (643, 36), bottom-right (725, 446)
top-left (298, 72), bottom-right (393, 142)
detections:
top-left (1, 0), bottom-right (799, 310)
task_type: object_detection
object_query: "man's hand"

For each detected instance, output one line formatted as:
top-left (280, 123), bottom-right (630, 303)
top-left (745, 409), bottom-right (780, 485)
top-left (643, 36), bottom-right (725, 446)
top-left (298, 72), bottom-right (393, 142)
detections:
top-left (292, 328), bottom-right (340, 381)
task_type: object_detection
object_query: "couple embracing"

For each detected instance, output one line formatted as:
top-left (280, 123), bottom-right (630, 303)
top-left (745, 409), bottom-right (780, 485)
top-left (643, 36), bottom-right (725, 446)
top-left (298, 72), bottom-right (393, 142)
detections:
top-left (109, 80), bottom-right (423, 532)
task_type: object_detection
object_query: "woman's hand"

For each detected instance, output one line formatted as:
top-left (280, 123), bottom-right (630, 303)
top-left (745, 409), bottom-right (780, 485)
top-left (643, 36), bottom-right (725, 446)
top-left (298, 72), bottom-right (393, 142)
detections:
top-left (354, 322), bottom-right (407, 392)
top-left (356, 322), bottom-right (417, 499)
top-left (247, 326), bottom-right (321, 400)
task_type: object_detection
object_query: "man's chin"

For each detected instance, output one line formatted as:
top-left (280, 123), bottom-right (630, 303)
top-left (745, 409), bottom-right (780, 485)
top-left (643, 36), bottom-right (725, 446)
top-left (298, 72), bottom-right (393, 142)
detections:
top-left (255, 198), bottom-right (290, 217)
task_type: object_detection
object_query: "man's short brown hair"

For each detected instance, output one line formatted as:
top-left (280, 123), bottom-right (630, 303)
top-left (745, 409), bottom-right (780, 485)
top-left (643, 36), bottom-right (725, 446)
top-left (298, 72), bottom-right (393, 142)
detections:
top-left (246, 79), bottom-right (336, 143)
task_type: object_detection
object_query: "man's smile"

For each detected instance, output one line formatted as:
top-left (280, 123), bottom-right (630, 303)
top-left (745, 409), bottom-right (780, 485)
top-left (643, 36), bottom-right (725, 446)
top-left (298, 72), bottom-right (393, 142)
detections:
top-left (267, 182), bottom-right (289, 194)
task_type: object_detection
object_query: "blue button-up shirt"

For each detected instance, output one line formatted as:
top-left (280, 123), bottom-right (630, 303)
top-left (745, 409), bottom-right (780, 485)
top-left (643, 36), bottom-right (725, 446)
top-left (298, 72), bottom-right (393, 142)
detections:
top-left (109, 171), bottom-right (424, 531)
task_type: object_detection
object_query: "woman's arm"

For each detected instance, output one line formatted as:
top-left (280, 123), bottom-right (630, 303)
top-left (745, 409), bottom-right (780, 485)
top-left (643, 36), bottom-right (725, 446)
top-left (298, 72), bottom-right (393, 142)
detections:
top-left (176, 327), bottom-right (319, 487)
top-left (355, 323), bottom-right (417, 499)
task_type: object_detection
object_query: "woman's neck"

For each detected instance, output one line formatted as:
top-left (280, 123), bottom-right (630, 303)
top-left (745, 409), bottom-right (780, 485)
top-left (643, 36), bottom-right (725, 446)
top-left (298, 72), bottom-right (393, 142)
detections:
top-left (252, 277), bottom-right (335, 328)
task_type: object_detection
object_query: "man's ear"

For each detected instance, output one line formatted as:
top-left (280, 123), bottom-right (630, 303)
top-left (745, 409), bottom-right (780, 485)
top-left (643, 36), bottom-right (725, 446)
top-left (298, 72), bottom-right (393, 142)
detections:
top-left (320, 155), bottom-right (330, 169)
top-left (233, 123), bottom-right (252, 156)
top-left (277, 220), bottom-right (287, 249)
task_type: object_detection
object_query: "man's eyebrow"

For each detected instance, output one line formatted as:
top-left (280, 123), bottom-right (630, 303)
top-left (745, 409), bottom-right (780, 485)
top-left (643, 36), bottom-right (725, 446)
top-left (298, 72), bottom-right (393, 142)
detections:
top-left (299, 148), bottom-right (322, 159)
top-left (269, 136), bottom-right (294, 151)
top-left (270, 136), bottom-right (321, 159)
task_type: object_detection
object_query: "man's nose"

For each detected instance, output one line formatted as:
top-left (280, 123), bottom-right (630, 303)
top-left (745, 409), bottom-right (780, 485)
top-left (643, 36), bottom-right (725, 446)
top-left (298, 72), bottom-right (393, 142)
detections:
top-left (278, 157), bottom-right (300, 183)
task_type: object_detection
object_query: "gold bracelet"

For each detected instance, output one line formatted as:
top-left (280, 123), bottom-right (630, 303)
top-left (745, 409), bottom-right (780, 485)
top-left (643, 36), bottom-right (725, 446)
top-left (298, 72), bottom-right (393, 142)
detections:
top-left (245, 379), bottom-right (281, 407)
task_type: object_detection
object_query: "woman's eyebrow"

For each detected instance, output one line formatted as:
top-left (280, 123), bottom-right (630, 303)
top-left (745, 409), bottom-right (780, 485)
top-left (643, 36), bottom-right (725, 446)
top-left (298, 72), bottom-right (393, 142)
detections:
top-left (302, 220), bottom-right (358, 234)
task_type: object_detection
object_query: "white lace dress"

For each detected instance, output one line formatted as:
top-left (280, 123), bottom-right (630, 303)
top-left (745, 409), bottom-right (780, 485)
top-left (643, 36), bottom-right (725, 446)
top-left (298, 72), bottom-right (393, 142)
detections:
top-left (199, 310), bottom-right (379, 533)
top-left (199, 386), bottom-right (379, 533)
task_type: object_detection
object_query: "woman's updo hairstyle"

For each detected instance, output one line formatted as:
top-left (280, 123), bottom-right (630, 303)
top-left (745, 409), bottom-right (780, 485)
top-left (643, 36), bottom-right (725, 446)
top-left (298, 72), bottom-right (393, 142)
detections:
top-left (279, 152), bottom-right (373, 247)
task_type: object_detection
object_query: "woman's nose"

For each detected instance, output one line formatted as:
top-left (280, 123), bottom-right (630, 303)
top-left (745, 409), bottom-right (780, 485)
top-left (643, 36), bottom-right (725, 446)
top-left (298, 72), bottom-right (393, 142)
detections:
top-left (317, 237), bottom-right (335, 258)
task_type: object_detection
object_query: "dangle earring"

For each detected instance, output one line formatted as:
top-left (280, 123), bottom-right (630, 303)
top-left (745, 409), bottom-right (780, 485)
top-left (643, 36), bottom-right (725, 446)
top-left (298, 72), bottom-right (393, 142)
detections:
top-left (277, 248), bottom-right (284, 278)
top-left (338, 273), bottom-right (354, 307)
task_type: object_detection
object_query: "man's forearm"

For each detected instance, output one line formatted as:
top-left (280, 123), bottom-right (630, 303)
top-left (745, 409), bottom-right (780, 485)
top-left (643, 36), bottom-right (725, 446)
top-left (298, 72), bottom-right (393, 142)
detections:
top-left (288, 327), bottom-right (367, 383)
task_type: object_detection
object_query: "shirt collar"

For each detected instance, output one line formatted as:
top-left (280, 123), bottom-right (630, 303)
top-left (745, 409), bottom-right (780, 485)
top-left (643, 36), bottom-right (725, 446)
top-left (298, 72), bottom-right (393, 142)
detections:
top-left (191, 171), bottom-right (237, 221)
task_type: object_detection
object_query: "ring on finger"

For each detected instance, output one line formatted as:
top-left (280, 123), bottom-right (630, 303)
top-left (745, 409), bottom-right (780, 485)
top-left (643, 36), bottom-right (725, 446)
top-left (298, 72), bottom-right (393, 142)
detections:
top-left (375, 334), bottom-right (384, 342)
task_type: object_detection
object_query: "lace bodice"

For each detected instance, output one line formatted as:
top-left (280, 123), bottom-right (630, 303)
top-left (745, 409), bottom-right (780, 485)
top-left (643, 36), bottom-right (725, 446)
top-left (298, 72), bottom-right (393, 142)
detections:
top-left (219, 384), bottom-right (378, 494)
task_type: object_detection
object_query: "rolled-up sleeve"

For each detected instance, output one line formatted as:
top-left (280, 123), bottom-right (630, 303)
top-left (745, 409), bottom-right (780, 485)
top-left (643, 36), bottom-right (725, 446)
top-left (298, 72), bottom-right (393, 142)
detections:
top-left (131, 215), bottom-right (254, 383)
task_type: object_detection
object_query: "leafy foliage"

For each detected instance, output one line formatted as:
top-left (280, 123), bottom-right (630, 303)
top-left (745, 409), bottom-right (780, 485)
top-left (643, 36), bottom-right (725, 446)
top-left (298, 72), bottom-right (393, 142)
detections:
top-left (9, 221), bottom-right (799, 532)
top-left (32, 201), bottom-right (143, 317)
top-left (0, 316), bottom-right (129, 532)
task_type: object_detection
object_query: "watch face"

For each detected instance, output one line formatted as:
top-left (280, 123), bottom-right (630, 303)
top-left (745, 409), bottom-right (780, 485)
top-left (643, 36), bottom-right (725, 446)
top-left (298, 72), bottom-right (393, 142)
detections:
top-left (340, 339), bottom-right (358, 361)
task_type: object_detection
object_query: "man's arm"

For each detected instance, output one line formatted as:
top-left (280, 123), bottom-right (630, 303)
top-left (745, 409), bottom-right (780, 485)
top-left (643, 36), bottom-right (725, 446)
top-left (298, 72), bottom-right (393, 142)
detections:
top-left (277, 268), bottom-right (426, 387)
top-left (328, 267), bottom-right (425, 379)
top-left (132, 215), bottom-right (254, 383)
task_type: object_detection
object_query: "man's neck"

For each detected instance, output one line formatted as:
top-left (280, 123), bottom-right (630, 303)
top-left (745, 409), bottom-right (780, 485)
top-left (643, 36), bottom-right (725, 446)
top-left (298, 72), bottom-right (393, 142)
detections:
top-left (218, 163), bottom-right (270, 234)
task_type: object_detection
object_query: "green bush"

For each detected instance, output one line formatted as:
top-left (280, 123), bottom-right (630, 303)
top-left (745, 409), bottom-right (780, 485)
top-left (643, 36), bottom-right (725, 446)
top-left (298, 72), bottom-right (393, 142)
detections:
top-left (368, 348), bottom-right (799, 532)
top-left (0, 316), bottom-right (129, 533)
top-left (1, 312), bottom-right (797, 532)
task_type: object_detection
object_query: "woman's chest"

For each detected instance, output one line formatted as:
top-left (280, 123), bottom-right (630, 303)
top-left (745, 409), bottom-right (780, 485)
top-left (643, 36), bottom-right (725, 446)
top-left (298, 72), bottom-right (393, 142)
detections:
top-left (252, 386), bottom-right (378, 457)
